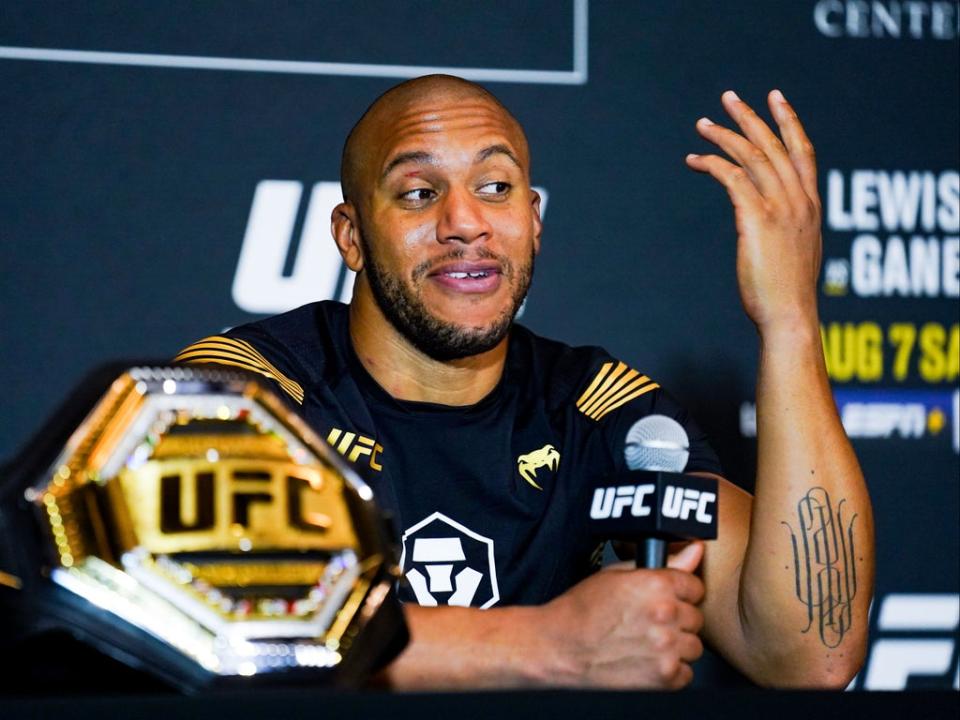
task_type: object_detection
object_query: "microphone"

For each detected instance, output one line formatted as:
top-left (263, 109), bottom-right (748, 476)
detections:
top-left (589, 415), bottom-right (718, 569)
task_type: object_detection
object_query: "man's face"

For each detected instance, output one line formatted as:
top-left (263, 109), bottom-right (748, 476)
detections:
top-left (354, 93), bottom-right (541, 360)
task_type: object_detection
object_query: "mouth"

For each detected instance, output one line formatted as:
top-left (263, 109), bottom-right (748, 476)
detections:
top-left (427, 261), bottom-right (504, 294)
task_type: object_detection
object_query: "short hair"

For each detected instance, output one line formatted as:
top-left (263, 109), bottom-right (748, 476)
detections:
top-left (339, 74), bottom-right (526, 204)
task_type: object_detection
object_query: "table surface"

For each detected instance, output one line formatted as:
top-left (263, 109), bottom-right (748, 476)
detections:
top-left (2, 688), bottom-right (958, 720)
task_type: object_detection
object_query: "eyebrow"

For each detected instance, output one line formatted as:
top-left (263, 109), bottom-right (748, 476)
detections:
top-left (475, 144), bottom-right (521, 168)
top-left (381, 151), bottom-right (435, 181)
top-left (380, 144), bottom-right (522, 182)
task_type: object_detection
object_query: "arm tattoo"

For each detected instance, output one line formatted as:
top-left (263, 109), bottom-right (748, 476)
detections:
top-left (782, 487), bottom-right (858, 648)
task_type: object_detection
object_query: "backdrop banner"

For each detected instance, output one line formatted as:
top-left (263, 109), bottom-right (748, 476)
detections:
top-left (1, 1), bottom-right (957, 690)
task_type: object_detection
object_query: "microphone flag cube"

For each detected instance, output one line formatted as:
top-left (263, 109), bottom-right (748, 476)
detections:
top-left (588, 470), bottom-right (719, 541)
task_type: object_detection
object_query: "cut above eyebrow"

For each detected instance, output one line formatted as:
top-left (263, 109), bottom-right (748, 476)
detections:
top-left (381, 151), bottom-right (435, 181)
top-left (380, 144), bottom-right (522, 182)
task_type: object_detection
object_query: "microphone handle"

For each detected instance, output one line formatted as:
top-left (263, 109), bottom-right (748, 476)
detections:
top-left (636, 538), bottom-right (666, 569)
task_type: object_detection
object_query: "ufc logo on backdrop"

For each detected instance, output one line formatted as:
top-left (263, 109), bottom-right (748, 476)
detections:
top-left (853, 593), bottom-right (960, 690)
top-left (232, 180), bottom-right (549, 316)
top-left (232, 181), bottom-right (352, 314)
top-left (590, 484), bottom-right (716, 523)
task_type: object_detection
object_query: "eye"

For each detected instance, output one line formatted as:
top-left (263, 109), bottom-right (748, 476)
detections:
top-left (477, 181), bottom-right (511, 197)
top-left (398, 188), bottom-right (437, 205)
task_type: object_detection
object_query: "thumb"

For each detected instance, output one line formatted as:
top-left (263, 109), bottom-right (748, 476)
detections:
top-left (666, 541), bottom-right (705, 573)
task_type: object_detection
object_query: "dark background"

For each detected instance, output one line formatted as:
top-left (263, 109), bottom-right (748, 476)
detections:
top-left (1, 0), bottom-right (957, 691)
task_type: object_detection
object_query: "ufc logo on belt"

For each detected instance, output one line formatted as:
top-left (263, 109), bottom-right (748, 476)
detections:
top-left (159, 468), bottom-right (330, 535)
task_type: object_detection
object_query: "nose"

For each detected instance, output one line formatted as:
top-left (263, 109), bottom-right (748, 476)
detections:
top-left (436, 187), bottom-right (492, 245)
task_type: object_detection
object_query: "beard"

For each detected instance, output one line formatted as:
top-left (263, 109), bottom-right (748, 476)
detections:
top-left (360, 233), bottom-right (534, 362)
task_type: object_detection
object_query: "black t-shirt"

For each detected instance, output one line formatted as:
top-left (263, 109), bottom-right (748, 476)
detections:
top-left (176, 301), bottom-right (722, 608)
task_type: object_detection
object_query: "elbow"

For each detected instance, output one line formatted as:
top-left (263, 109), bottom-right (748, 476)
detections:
top-left (810, 633), bottom-right (870, 690)
top-left (757, 639), bottom-right (867, 690)
top-left (799, 657), bottom-right (862, 690)
top-left (737, 616), bottom-right (869, 689)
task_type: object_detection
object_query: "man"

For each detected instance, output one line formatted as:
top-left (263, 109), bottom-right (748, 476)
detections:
top-left (176, 75), bottom-right (874, 689)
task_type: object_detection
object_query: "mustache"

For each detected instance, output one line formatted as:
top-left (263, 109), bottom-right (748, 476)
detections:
top-left (411, 248), bottom-right (513, 282)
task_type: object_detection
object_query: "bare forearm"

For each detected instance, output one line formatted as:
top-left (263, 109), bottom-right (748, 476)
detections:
top-left (381, 562), bottom-right (711, 691)
top-left (380, 604), bottom-right (558, 690)
top-left (739, 319), bottom-right (875, 685)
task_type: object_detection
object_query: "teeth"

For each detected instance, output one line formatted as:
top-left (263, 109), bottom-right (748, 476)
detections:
top-left (445, 271), bottom-right (489, 279)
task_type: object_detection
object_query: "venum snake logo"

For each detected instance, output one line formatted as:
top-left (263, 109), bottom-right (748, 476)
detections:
top-left (517, 444), bottom-right (560, 490)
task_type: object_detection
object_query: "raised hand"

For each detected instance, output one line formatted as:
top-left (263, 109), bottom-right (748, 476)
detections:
top-left (686, 90), bottom-right (823, 335)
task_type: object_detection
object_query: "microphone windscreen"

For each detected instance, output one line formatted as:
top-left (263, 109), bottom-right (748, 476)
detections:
top-left (624, 414), bottom-right (690, 472)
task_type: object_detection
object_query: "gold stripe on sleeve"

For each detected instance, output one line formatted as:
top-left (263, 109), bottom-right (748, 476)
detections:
top-left (200, 337), bottom-right (304, 401)
top-left (580, 366), bottom-right (639, 417)
top-left (174, 347), bottom-right (304, 402)
top-left (174, 336), bottom-right (305, 404)
top-left (575, 358), bottom-right (660, 422)
top-left (174, 339), bottom-right (304, 403)
top-left (587, 374), bottom-right (652, 420)
top-left (174, 342), bottom-right (304, 400)
top-left (577, 361), bottom-right (628, 415)
top-left (575, 362), bottom-right (613, 409)
top-left (592, 382), bottom-right (660, 421)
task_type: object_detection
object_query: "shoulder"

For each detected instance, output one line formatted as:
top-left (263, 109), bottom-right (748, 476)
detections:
top-left (510, 324), bottom-right (659, 421)
top-left (173, 301), bottom-right (349, 404)
top-left (511, 324), bottom-right (722, 476)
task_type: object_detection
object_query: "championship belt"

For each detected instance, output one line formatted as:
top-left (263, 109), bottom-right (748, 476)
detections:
top-left (0, 364), bottom-right (407, 692)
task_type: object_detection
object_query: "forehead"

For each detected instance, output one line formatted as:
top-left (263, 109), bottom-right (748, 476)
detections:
top-left (370, 95), bottom-right (528, 174)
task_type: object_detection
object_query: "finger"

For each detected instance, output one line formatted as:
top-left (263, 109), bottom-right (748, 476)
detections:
top-left (676, 600), bottom-right (705, 634)
top-left (601, 560), bottom-right (635, 572)
top-left (666, 540), bottom-right (704, 573)
top-left (685, 153), bottom-right (764, 210)
top-left (695, 117), bottom-right (785, 198)
top-left (768, 89), bottom-right (819, 203)
top-left (666, 662), bottom-right (694, 690)
top-left (665, 568), bottom-right (706, 605)
top-left (665, 541), bottom-right (688, 555)
top-left (666, 543), bottom-right (701, 575)
top-left (721, 90), bottom-right (804, 197)
top-left (678, 631), bottom-right (705, 664)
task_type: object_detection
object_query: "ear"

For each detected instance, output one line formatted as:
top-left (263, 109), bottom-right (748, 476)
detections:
top-left (331, 201), bottom-right (365, 272)
top-left (530, 189), bottom-right (543, 255)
